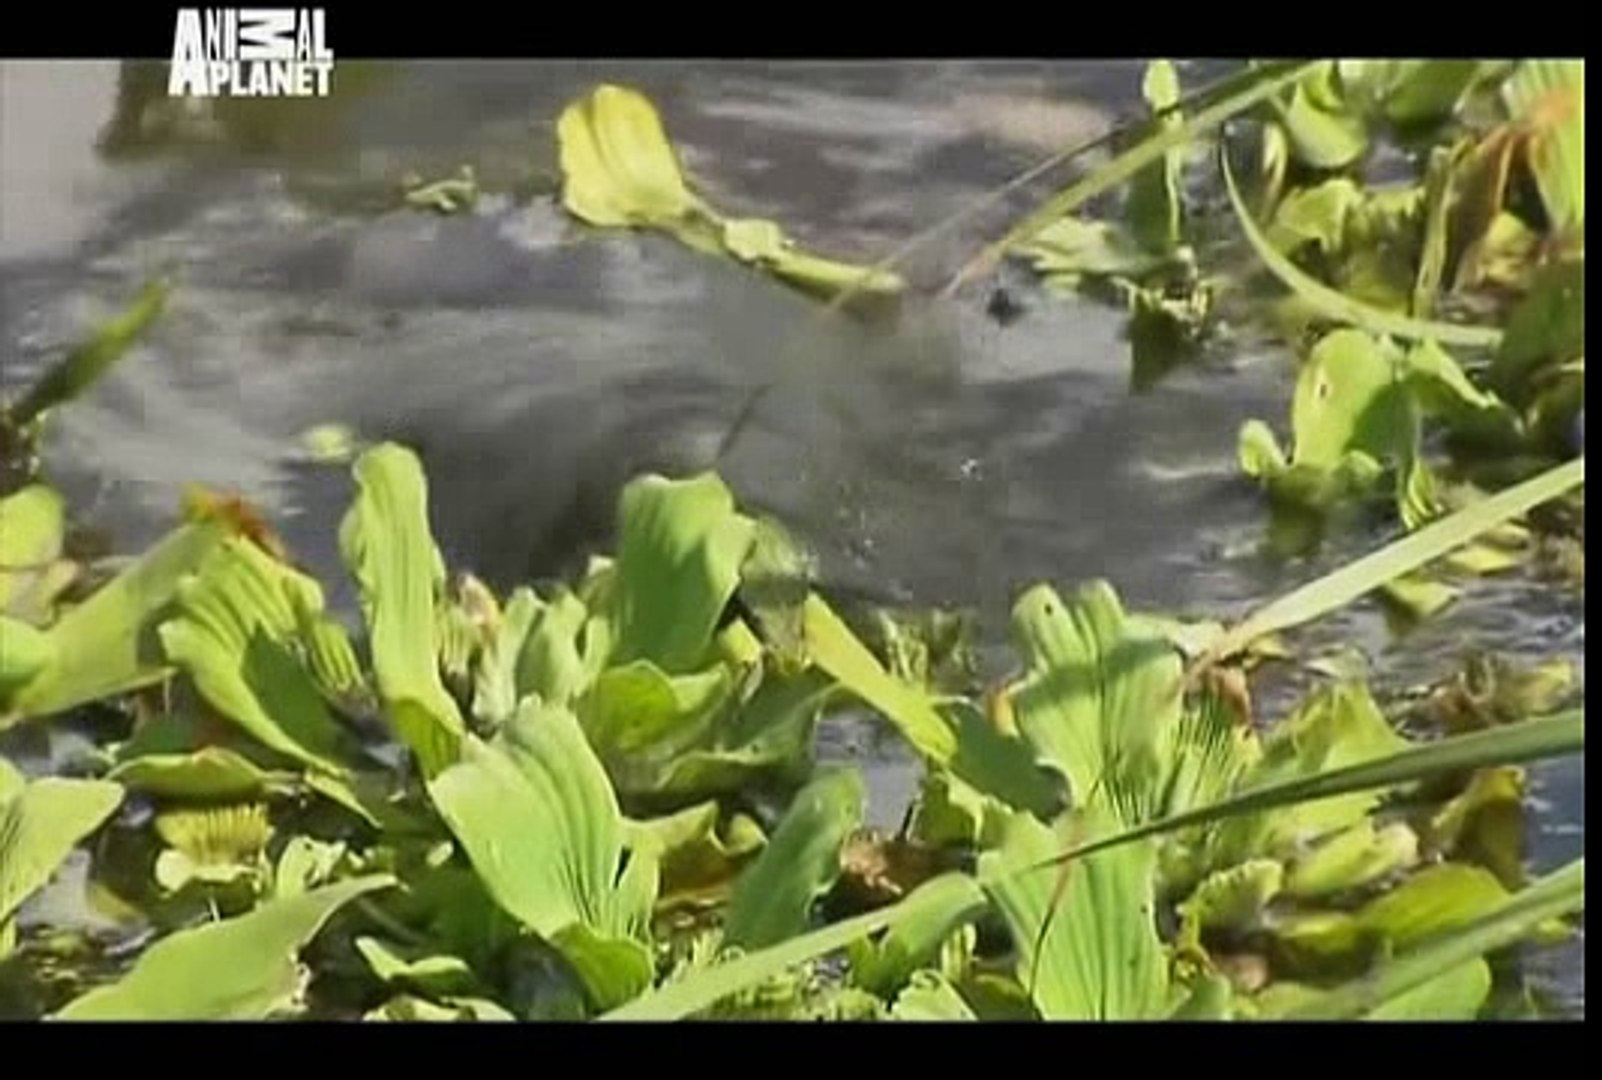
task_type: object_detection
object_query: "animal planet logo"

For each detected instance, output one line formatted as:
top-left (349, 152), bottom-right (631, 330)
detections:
top-left (167, 9), bottom-right (333, 98)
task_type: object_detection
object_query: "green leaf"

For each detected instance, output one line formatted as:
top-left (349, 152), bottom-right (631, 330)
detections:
top-left (720, 217), bottom-right (904, 299)
top-left (426, 701), bottom-right (656, 1009)
top-left (1290, 330), bottom-right (1412, 470)
top-left (1369, 60), bottom-right (1486, 126)
top-left (723, 768), bottom-right (865, 951)
top-left (1503, 60), bottom-right (1584, 237)
top-left (157, 537), bottom-right (351, 776)
top-left (1207, 456), bottom-right (1584, 662)
top-left (471, 586), bottom-right (540, 727)
top-left (1268, 178), bottom-right (1362, 256)
top-left (580, 660), bottom-right (738, 793)
top-left (943, 700), bottom-right (1068, 821)
top-left (1015, 216), bottom-right (1176, 284)
top-left (849, 873), bottom-right (988, 998)
top-left (354, 936), bottom-right (477, 997)
top-left (1007, 581), bottom-right (1182, 826)
top-left (53, 875), bottom-right (394, 1020)
top-left (107, 749), bottom-right (299, 802)
top-left (801, 594), bottom-right (957, 764)
top-left (0, 485), bottom-right (68, 622)
top-left (1221, 144), bottom-right (1503, 349)
top-left (1363, 959), bottom-right (1491, 1020)
top-left (1402, 339), bottom-right (1522, 447)
top-left (1377, 572), bottom-right (1460, 627)
top-left (606, 473), bottom-right (756, 674)
top-left (1275, 64), bottom-right (1368, 170)
top-left (623, 801), bottom-right (766, 902)
top-left (890, 971), bottom-right (980, 1021)
top-left (1238, 419), bottom-right (1289, 479)
top-left (981, 807), bottom-right (1170, 1020)
top-left (1169, 973), bottom-right (1236, 1020)
top-left (555, 85), bottom-right (902, 299)
top-left (1283, 820), bottom-right (1419, 899)
top-left (1177, 859), bottom-right (1283, 944)
top-left (0, 776), bottom-right (124, 927)
top-left (636, 667), bottom-right (825, 801)
top-left (1491, 258), bottom-right (1584, 398)
top-left (516, 588), bottom-right (597, 709)
top-left (0, 618), bottom-right (54, 703)
top-left (339, 443), bottom-right (464, 778)
top-left (1423, 765), bottom-right (1527, 888)
top-left (6, 279), bottom-right (171, 429)
top-left (1126, 60), bottom-right (1186, 256)
top-left (4, 522), bottom-right (230, 727)
top-left (1277, 858), bottom-right (1582, 1019)
top-left (557, 83), bottom-right (710, 234)
top-left (1234, 681), bottom-right (1412, 857)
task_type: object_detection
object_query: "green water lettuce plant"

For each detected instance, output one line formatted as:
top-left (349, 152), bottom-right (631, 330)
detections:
top-left (556, 84), bottom-right (904, 302)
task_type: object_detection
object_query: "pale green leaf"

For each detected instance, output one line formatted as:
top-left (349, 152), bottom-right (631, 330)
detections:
top-left (1275, 65), bottom-right (1369, 170)
top-left (53, 875), bottom-right (394, 1020)
top-left (426, 701), bottom-right (656, 1008)
top-left (723, 767), bottom-right (865, 951)
top-left (0, 485), bottom-right (67, 620)
top-left (471, 586), bottom-right (540, 728)
top-left (1283, 820), bottom-right (1420, 899)
top-left (5, 522), bottom-right (229, 727)
top-left (890, 971), bottom-right (979, 1021)
top-left (1126, 59), bottom-right (1185, 256)
top-left (1364, 958), bottom-right (1491, 1021)
top-left (339, 443), bottom-right (464, 778)
top-left (1008, 581), bottom-right (1182, 826)
top-left (1278, 858), bottom-right (1582, 1019)
top-left (107, 748), bottom-right (299, 802)
top-left (557, 83), bottom-right (705, 232)
top-left (849, 872), bottom-right (988, 997)
top-left (1178, 859), bottom-right (1284, 943)
top-left (354, 936), bottom-right (477, 996)
top-left (1268, 178), bottom-right (1362, 256)
top-left (516, 588), bottom-right (595, 709)
top-left (1503, 60), bottom-right (1584, 236)
top-left (0, 617), bottom-right (54, 703)
top-left (157, 536), bottom-right (351, 776)
top-left (606, 472), bottom-right (755, 674)
top-left (0, 777), bottom-right (124, 926)
top-left (981, 807), bottom-right (1170, 1021)
top-left (801, 594), bottom-right (957, 764)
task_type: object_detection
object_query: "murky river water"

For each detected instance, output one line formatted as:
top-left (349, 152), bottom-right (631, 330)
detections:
top-left (0, 59), bottom-right (1582, 1013)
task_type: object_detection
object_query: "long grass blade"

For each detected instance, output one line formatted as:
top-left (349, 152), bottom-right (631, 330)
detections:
top-left (600, 871), bottom-right (988, 1021)
top-left (1219, 143), bottom-right (1504, 349)
top-left (1208, 456), bottom-right (1583, 662)
top-left (940, 61), bottom-right (1322, 297)
top-left (818, 61), bottom-right (1317, 315)
top-left (1280, 856), bottom-right (1585, 1019)
top-left (1029, 709), bottom-right (1582, 875)
top-left (8, 279), bottom-right (172, 428)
